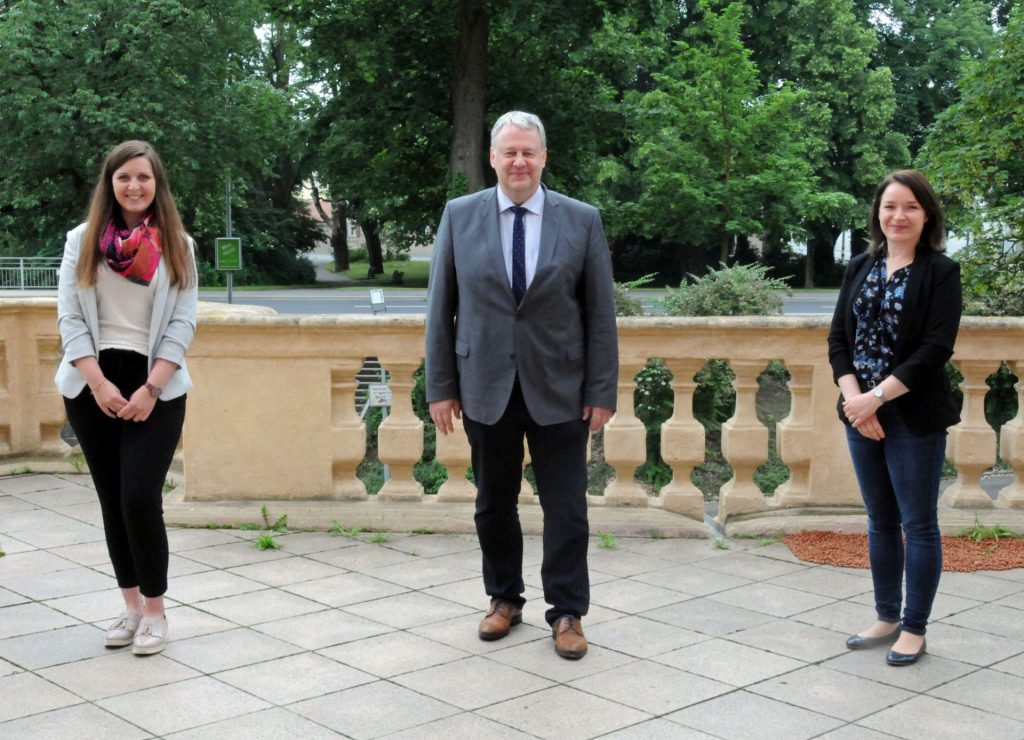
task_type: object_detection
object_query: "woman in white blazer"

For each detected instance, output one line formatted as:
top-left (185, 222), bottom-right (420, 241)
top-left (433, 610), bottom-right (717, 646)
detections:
top-left (56, 140), bottom-right (197, 656)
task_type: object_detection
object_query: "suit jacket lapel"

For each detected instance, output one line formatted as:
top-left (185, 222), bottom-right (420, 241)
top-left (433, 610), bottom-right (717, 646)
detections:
top-left (533, 186), bottom-right (561, 295)
top-left (479, 188), bottom-right (515, 303)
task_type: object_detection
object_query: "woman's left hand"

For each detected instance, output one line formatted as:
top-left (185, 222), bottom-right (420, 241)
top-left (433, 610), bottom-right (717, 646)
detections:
top-left (842, 391), bottom-right (883, 429)
top-left (117, 386), bottom-right (158, 422)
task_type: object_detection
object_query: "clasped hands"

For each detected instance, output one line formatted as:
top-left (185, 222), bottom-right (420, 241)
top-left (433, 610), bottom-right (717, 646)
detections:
top-left (429, 398), bottom-right (613, 435)
top-left (92, 380), bottom-right (157, 422)
top-left (843, 391), bottom-right (885, 441)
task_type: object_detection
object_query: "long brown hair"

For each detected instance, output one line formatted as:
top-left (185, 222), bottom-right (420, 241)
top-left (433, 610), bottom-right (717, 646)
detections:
top-left (867, 170), bottom-right (946, 255)
top-left (77, 140), bottom-right (195, 287)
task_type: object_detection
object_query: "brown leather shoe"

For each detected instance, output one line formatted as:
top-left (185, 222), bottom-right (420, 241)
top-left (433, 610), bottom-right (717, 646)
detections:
top-left (478, 600), bottom-right (522, 641)
top-left (552, 615), bottom-right (587, 659)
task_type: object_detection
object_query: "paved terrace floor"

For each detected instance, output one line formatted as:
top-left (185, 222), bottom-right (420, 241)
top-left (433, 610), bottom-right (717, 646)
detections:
top-left (3, 473), bottom-right (1024, 739)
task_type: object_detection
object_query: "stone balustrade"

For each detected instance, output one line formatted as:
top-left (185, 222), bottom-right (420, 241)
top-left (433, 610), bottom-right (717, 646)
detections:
top-left (2, 298), bottom-right (1023, 534)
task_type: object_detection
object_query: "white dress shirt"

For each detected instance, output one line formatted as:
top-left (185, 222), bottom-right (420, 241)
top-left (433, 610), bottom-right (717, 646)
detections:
top-left (496, 186), bottom-right (545, 292)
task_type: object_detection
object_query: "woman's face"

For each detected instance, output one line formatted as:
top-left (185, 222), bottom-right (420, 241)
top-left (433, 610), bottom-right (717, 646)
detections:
top-left (878, 181), bottom-right (927, 250)
top-left (111, 156), bottom-right (156, 226)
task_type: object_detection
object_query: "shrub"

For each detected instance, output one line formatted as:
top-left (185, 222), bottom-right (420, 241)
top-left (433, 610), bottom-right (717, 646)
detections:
top-left (660, 262), bottom-right (788, 316)
top-left (614, 273), bottom-right (657, 317)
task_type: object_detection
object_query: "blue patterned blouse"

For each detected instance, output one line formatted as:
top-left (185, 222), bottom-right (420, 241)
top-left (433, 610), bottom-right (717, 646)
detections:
top-left (852, 256), bottom-right (911, 386)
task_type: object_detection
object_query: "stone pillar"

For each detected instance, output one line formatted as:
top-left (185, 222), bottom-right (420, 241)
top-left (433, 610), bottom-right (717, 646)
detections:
top-left (944, 359), bottom-right (996, 508)
top-left (997, 360), bottom-right (1024, 508)
top-left (717, 360), bottom-right (768, 523)
top-left (435, 417), bottom-right (476, 502)
top-left (658, 358), bottom-right (705, 520)
top-left (330, 360), bottom-right (367, 499)
top-left (775, 364), bottom-right (812, 508)
top-left (602, 360), bottom-right (648, 506)
top-left (376, 358), bottom-right (424, 501)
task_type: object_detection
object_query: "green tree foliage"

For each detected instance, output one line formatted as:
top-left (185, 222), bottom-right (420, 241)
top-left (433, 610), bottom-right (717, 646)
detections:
top-left (920, 7), bottom-right (1024, 316)
top-left (626, 1), bottom-right (849, 272)
top-left (745, 0), bottom-right (909, 284)
top-left (0, 0), bottom-right (316, 283)
top-left (859, 1), bottom-right (996, 156)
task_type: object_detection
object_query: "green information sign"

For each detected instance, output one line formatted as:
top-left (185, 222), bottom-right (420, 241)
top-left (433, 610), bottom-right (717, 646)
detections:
top-left (215, 237), bottom-right (242, 271)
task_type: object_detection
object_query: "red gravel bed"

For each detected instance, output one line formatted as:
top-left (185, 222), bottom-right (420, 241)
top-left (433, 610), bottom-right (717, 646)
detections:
top-left (783, 531), bottom-right (1024, 572)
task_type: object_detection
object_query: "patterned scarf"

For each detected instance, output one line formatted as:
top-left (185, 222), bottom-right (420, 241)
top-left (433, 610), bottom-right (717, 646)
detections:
top-left (99, 212), bottom-right (162, 286)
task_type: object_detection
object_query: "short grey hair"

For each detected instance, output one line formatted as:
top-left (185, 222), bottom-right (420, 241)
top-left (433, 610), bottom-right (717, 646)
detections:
top-left (490, 111), bottom-right (546, 150)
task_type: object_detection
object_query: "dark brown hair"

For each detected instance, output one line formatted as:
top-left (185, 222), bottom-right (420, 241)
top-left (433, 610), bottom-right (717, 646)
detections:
top-left (868, 169), bottom-right (946, 255)
top-left (77, 140), bottom-right (194, 287)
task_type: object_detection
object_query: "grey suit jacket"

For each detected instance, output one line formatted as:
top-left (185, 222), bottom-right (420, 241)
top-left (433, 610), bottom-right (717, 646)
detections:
top-left (425, 186), bottom-right (618, 426)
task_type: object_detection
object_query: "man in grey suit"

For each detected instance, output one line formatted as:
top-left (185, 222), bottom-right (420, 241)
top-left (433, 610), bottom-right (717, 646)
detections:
top-left (425, 111), bottom-right (618, 659)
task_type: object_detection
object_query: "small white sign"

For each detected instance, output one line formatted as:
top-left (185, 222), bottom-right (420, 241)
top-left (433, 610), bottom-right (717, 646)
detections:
top-left (368, 383), bottom-right (392, 407)
top-left (369, 289), bottom-right (386, 313)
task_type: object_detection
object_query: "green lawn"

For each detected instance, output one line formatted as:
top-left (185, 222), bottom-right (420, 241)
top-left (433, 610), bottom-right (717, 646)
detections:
top-left (331, 259), bottom-right (430, 288)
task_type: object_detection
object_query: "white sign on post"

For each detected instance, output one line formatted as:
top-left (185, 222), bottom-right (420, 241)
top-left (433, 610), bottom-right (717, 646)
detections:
top-left (368, 383), bottom-right (392, 407)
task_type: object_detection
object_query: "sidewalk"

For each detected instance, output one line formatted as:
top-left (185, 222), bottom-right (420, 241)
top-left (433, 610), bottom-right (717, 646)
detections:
top-left (3, 473), bottom-right (1024, 738)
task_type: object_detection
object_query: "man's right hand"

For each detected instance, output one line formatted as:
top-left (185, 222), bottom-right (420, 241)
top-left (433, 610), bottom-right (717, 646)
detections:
top-left (429, 399), bottom-right (462, 436)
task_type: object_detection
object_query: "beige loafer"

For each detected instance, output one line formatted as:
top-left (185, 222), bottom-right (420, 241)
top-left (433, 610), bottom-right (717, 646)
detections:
top-left (105, 611), bottom-right (142, 647)
top-left (132, 615), bottom-right (168, 655)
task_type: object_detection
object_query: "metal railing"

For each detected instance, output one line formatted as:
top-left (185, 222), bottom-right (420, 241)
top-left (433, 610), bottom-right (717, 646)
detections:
top-left (0, 257), bottom-right (61, 289)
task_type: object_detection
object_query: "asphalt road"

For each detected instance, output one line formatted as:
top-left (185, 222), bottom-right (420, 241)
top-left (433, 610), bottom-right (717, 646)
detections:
top-left (198, 288), bottom-right (840, 316)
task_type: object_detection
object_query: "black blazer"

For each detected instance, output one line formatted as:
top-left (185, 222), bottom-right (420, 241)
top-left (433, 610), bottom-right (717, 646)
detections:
top-left (827, 248), bottom-right (963, 435)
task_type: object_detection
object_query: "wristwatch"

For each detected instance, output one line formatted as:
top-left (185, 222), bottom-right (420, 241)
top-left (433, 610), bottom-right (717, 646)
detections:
top-left (873, 385), bottom-right (886, 403)
top-left (144, 382), bottom-right (163, 399)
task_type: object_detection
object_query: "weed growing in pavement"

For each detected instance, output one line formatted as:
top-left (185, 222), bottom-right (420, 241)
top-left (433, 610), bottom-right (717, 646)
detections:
top-left (596, 532), bottom-right (617, 549)
top-left (713, 538), bottom-right (729, 550)
top-left (959, 518), bottom-right (1021, 542)
top-left (329, 520), bottom-right (363, 537)
top-left (411, 528), bottom-right (436, 535)
top-left (370, 532), bottom-right (391, 544)
top-left (252, 534), bottom-right (280, 551)
top-left (260, 505), bottom-right (288, 533)
top-left (69, 454), bottom-right (85, 473)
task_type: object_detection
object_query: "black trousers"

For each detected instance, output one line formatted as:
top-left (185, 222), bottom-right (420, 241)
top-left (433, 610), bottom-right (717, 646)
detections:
top-left (64, 349), bottom-right (185, 598)
top-left (462, 382), bottom-right (590, 625)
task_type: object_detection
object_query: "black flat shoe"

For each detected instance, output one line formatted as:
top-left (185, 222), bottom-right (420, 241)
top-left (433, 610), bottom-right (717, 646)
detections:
top-left (887, 639), bottom-right (926, 666)
top-left (846, 628), bottom-right (901, 650)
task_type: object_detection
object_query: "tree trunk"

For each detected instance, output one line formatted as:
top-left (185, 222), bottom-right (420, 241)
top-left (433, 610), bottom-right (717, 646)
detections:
top-left (719, 233), bottom-right (730, 267)
top-left (850, 226), bottom-right (869, 258)
top-left (362, 219), bottom-right (385, 275)
top-left (331, 200), bottom-right (349, 272)
top-left (804, 220), bottom-right (842, 287)
top-left (311, 183), bottom-right (350, 272)
top-left (449, 0), bottom-right (489, 194)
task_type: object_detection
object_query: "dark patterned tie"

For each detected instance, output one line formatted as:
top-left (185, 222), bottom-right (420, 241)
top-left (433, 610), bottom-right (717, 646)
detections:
top-left (511, 205), bottom-right (527, 304)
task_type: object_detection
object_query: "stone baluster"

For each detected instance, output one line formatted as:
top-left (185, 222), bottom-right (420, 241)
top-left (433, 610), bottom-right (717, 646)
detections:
top-left (997, 360), bottom-right (1024, 508)
top-left (330, 360), bottom-right (367, 499)
top-left (375, 358), bottom-right (424, 501)
top-left (774, 364), bottom-right (812, 508)
top-left (717, 360), bottom-right (769, 522)
top-left (944, 360), bottom-right (996, 508)
top-left (602, 360), bottom-right (648, 506)
top-left (435, 416), bottom-right (476, 502)
top-left (657, 358), bottom-right (705, 520)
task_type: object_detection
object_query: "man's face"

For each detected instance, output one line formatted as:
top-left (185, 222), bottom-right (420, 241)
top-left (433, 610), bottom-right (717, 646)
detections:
top-left (490, 124), bottom-right (547, 204)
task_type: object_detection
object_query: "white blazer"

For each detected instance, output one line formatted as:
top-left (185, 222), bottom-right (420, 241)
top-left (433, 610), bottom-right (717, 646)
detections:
top-left (55, 222), bottom-right (198, 400)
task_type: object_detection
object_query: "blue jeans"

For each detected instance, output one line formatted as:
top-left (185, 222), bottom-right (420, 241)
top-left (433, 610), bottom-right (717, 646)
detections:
top-left (845, 407), bottom-right (946, 635)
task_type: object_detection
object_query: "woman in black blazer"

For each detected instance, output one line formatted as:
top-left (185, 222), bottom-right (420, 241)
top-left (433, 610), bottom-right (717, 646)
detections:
top-left (827, 170), bottom-right (962, 666)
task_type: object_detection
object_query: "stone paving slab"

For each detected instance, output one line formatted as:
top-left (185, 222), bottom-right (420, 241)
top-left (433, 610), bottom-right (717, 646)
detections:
top-left (3, 472), bottom-right (1024, 738)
